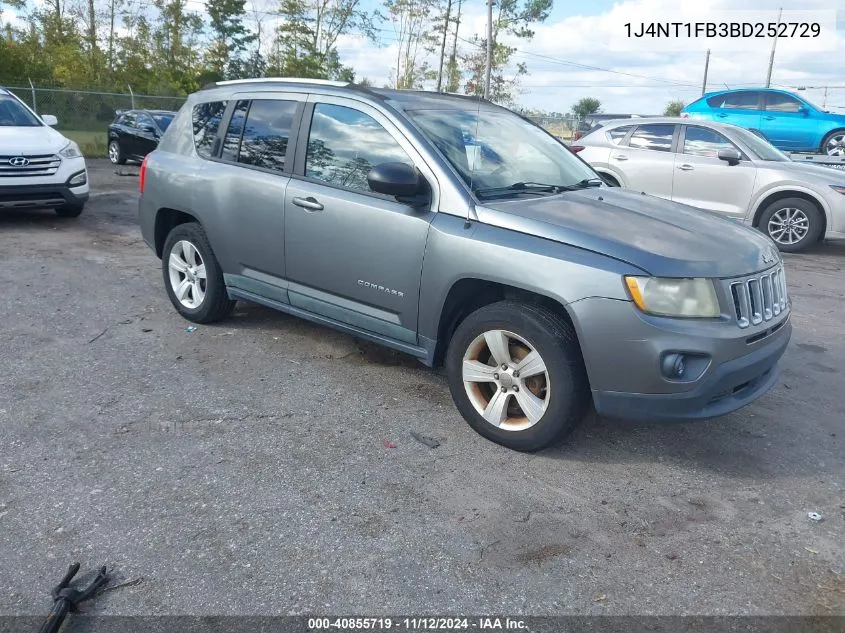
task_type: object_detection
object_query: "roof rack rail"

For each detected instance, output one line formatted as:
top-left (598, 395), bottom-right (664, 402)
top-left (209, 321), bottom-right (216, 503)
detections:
top-left (203, 77), bottom-right (350, 90)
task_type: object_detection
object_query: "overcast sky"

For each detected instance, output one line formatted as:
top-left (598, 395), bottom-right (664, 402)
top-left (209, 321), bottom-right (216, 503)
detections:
top-left (337, 0), bottom-right (845, 114)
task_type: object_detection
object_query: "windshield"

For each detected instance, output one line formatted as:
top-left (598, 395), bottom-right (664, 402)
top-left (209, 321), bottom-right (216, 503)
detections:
top-left (405, 106), bottom-right (599, 199)
top-left (733, 127), bottom-right (790, 161)
top-left (153, 113), bottom-right (174, 131)
top-left (0, 94), bottom-right (42, 127)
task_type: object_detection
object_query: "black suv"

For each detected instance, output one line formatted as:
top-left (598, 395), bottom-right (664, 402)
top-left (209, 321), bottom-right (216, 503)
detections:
top-left (107, 109), bottom-right (176, 164)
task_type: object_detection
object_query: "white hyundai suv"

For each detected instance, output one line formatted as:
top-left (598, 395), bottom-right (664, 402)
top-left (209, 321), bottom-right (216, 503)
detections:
top-left (0, 87), bottom-right (89, 217)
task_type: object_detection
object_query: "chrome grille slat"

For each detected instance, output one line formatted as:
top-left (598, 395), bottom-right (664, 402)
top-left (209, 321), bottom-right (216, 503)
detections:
top-left (728, 265), bottom-right (788, 329)
top-left (0, 154), bottom-right (61, 177)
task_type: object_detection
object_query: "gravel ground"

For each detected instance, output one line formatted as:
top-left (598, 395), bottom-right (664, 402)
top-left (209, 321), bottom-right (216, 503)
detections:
top-left (0, 160), bottom-right (843, 616)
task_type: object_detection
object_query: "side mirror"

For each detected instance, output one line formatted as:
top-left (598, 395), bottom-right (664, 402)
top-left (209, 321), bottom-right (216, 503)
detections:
top-left (141, 124), bottom-right (158, 135)
top-left (797, 105), bottom-right (809, 116)
top-left (367, 162), bottom-right (422, 198)
top-left (717, 147), bottom-right (742, 165)
top-left (41, 114), bottom-right (58, 126)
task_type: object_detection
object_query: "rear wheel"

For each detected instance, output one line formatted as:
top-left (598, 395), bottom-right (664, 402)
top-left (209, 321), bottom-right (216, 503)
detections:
top-left (821, 129), bottom-right (845, 157)
top-left (108, 140), bottom-right (126, 165)
top-left (758, 197), bottom-right (823, 253)
top-left (162, 223), bottom-right (235, 323)
top-left (446, 301), bottom-right (590, 452)
top-left (55, 205), bottom-right (84, 218)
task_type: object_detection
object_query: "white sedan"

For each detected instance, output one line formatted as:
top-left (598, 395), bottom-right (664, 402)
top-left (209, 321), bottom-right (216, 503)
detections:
top-left (572, 117), bottom-right (845, 252)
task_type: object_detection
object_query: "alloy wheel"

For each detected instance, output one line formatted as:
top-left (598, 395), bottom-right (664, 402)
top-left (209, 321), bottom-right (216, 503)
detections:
top-left (108, 142), bottom-right (120, 164)
top-left (461, 329), bottom-right (550, 431)
top-left (767, 207), bottom-right (810, 246)
top-left (168, 240), bottom-right (207, 309)
top-left (825, 133), bottom-right (845, 157)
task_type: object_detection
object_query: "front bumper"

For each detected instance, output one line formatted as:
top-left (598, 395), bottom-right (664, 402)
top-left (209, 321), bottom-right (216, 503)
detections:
top-left (0, 180), bottom-right (89, 210)
top-left (569, 296), bottom-right (792, 422)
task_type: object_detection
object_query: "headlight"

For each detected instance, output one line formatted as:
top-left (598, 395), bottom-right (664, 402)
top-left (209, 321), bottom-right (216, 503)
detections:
top-left (831, 185), bottom-right (845, 195)
top-left (59, 141), bottom-right (82, 159)
top-left (624, 276), bottom-right (720, 318)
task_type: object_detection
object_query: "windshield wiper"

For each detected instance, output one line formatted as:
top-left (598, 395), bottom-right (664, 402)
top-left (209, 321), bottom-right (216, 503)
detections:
top-left (474, 182), bottom-right (568, 198)
top-left (474, 179), bottom-right (604, 199)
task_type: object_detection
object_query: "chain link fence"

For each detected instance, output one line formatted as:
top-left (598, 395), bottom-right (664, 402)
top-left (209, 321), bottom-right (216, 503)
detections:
top-left (2, 79), bottom-right (584, 154)
top-left (4, 82), bottom-right (187, 156)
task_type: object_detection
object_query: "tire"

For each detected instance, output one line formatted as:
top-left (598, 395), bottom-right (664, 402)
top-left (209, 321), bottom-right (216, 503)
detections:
top-left (108, 140), bottom-right (126, 165)
top-left (757, 197), bottom-right (823, 253)
top-left (161, 222), bottom-right (235, 323)
top-left (55, 205), bottom-right (84, 218)
top-left (820, 129), bottom-right (845, 157)
top-left (445, 301), bottom-right (590, 452)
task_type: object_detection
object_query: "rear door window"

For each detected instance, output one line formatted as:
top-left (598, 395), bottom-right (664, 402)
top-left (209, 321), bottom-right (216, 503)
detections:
top-left (236, 99), bottom-right (298, 172)
top-left (192, 101), bottom-right (227, 159)
top-left (628, 124), bottom-right (676, 152)
top-left (714, 92), bottom-right (762, 110)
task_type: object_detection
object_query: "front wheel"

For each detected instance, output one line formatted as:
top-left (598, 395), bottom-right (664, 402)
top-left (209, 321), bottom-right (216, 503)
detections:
top-left (161, 223), bottom-right (235, 323)
top-left (758, 197), bottom-right (823, 253)
top-left (445, 301), bottom-right (590, 452)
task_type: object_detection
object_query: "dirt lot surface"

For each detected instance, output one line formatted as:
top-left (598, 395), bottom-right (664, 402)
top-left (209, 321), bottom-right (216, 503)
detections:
top-left (0, 160), bottom-right (843, 616)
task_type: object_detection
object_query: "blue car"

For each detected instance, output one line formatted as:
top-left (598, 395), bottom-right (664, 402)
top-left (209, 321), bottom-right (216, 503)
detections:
top-left (682, 88), bottom-right (845, 156)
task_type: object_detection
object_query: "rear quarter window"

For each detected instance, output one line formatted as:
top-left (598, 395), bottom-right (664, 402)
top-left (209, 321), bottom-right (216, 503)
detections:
top-left (192, 101), bottom-right (227, 159)
top-left (606, 125), bottom-right (633, 144)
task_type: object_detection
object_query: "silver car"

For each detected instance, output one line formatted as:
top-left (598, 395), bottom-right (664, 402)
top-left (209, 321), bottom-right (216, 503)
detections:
top-left (138, 81), bottom-right (790, 451)
top-left (573, 117), bottom-right (845, 252)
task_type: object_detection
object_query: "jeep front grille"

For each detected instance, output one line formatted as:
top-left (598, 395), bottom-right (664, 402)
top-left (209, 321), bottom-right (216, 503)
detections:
top-left (0, 154), bottom-right (61, 178)
top-left (729, 265), bottom-right (787, 329)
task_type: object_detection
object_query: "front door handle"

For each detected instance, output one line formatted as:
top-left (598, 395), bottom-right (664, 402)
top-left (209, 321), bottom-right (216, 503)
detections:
top-left (676, 164), bottom-right (694, 171)
top-left (763, 115), bottom-right (776, 120)
top-left (716, 113), bottom-right (728, 118)
top-left (612, 154), bottom-right (628, 161)
top-left (292, 196), bottom-right (324, 212)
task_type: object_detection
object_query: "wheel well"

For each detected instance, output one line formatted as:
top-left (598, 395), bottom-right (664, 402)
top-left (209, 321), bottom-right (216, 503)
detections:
top-left (752, 191), bottom-right (827, 236)
top-left (154, 208), bottom-right (199, 257)
top-left (432, 279), bottom-right (579, 367)
top-left (599, 172), bottom-right (620, 186)
top-left (600, 171), bottom-right (622, 187)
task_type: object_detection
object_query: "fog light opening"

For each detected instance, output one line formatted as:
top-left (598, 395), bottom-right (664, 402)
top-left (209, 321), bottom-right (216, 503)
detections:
top-left (69, 171), bottom-right (87, 187)
top-left (661, 353), bottom-right (686, 379)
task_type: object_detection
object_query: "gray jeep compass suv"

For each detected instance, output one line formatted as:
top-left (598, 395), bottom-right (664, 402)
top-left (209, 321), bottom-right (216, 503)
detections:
top-left (138, 78), bottom-right (792, 451)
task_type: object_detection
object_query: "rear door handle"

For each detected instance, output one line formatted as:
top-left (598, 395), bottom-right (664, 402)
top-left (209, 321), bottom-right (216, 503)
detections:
top-left (612, 155), bottom-right (628, 161)
top-left (292, 196), bottom-right (324, 212)
top-left (716, 113), bottom-right (728, 118)
top-left (676, 164), bottom-right (694, 171)
top-left (763, 115), bottom-right (776, 120)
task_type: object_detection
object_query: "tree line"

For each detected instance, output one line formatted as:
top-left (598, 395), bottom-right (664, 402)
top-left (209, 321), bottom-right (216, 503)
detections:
top-left (0, 0), bottom-right (555, 104)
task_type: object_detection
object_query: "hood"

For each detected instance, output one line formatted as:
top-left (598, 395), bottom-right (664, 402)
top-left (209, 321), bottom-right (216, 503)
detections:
top-left (477, 188), bottom-right (779, 278)
top-left (0, 126), bottom-right (70, 154)
top-left (765, 159), bottom-right (845, 181)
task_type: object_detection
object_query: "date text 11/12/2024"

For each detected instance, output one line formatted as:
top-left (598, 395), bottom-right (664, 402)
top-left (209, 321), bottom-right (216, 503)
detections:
top-left (307, 617), bottom-right (528, 630)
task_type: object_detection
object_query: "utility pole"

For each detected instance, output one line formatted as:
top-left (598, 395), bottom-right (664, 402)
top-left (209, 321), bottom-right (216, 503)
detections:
top-left (701, 49), bottom-right (710, 96)
top-left (483, 0), bottom-right (493, 99)
top-left (823, 86), bottom-right (828, 109)
top-left (765, 8), bottom-right (782, 88)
